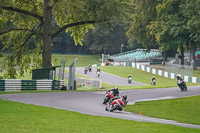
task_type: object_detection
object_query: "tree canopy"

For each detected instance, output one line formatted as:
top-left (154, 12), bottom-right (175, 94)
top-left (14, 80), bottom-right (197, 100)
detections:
top-left (128, 0), bottom-right (200, 64)
top-left (0, 0), bottom-right (132, 78)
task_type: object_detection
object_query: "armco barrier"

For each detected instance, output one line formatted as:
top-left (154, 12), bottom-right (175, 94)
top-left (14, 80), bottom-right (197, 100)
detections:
top-left (0, 79), bottom-right (65, 91)
top-left (131, 62), bottom-right (200, 83)
top-left (76, 77), bottom-right (102, 88)
top-left (0, 80), bottom-right (5, 91)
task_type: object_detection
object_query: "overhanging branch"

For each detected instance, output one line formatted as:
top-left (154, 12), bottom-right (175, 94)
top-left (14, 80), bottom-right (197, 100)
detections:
top-left (52, 20), bottom-right (97, 39)
top-left (0, 6), bottom-right (43, 21)
top-left (0, 28), bottom-right (39, 35)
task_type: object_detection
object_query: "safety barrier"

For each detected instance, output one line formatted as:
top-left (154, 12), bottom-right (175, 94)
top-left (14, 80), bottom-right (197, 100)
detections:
top-left (76, 77), bottom-right (102, 89)
top-left (0, 79), bottom-right (65, 91)
top-left (130, 62), bottom-right (200, 83)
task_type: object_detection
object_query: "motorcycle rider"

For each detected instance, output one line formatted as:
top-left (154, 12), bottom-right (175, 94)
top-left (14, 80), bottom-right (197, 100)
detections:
top-left (151, 76), bottom-right (156, 85)
top-left (88, 64), bottom-right (92, 72)
top-left (103, 87), bottom-right (119, 105)
top-left (128, 74), bottom-right (132, 79)
top-left (106, 94), bottom-right (128, 111)
top-left (108, 87), bottom-right (119, 97)
top-left (96, 67), bottom-right (101, 77)
top-left (176, 74), bottom-right (187, 91)
top-left (176, 74), bottom-right (182, 80)
top-left (84, 67), bottom-right (88, 74)
top-left (96, 67), bottom-right (101, 73)
top-left (107, 87), bottom-right (119, 103)
top-left (128, 74), bottom-right (132, 83)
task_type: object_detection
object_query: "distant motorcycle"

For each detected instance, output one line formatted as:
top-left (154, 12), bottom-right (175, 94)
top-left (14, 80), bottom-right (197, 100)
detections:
top-left (84, 69), bottom-right (88, 74)
top-left (103, 91), bottom-right (115, 104)
top-left (97, 71), bottom-right (100, 77)
top-left (177, 80), bottom-right (187, 91)
top-left (88, 67), bottom-right (92, 72)
top-left (151, 79), bottom-right (156, 85)
top-left (128, 77), bottom-right (132, 84)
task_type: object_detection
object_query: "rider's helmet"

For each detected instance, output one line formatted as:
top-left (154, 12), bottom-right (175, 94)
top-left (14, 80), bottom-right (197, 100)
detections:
top-left (122, 94), bottom-right (127, 101)
top-left (129, 74), bottom-right (131, 76)
top-left (176, 74), bottom-right (181, 80)
top-left (153, 76), bottom-right (155, 78)
top-left (114, 87), bottom-right (118, 92)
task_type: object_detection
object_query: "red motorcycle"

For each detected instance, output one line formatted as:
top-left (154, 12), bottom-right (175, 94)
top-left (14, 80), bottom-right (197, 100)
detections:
top-left (103, 91), bottom-right (115, 104)
top-left (105, 97), bottom-right (128, 112)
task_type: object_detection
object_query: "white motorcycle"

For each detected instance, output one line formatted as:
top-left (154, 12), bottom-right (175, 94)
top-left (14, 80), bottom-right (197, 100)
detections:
top-left (128, 77), bottom-right (132, 84)
top-left (96, 71), bottom-right (100, 77)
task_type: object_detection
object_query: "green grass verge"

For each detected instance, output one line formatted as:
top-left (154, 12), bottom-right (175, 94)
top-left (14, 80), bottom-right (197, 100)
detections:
top-left (100, 66), bottom-right (198, 90)
top-left (0, 99), bottom-right (200, 133)
top-left (52, 54), bottom-right (101, 67)
top-left (125, 95), bottom-right (200, 125)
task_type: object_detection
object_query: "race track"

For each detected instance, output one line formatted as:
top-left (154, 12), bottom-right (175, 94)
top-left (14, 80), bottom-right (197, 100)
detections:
top-left (1, 86), bottom-right (200, 128)
top-left (74, 67), bottom-right (146, 86)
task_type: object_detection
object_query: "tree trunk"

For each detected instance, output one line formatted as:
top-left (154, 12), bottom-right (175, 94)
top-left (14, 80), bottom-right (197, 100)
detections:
top-left (180, 45), bottom-right (184, 65)
top-left (163, 50), bottom-right (167, 64)
top-left (190, 42), bottom-right (196, 68)
top-left (190, 43), bottom-right (196, 61)
top-left (42, 0), bottom-right (52, 67)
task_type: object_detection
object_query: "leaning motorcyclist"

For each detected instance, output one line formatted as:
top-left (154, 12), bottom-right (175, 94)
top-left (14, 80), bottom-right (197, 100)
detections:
top-left (108, 87), bottom-right (119, 97)
top-left (176, 74), bottom-right (183, 81)
top-left (106, 94), bottom-right (128, 111)
top-left (107, 87), bottom-right (119, 103)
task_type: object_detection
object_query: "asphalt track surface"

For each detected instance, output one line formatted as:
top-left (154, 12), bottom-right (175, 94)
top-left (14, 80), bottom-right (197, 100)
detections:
top-left (1, 86), bottom-right (200, 129)
top-left (74, 67), bottom-right (146, 86)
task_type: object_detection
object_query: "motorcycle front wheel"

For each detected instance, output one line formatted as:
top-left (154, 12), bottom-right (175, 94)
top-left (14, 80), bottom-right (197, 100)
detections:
top-left (110, 104), bottom-right (118, 112)
top-left (103, 97), bottom-right (109, 104)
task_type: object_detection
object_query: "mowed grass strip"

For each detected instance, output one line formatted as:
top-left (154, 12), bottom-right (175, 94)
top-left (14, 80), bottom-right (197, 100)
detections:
top-left (52, 54), bottom-right (101, 67)
top-left (125, 95), bottom-right (200, 125)
top-left (100, 66), bottom-right (197, 89)
top-left (0, 99), bottom-right (200, 133)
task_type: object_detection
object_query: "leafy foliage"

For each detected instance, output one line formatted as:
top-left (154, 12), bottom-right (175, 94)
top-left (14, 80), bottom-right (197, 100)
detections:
top-left (0, 0), bottom-right (132, 78)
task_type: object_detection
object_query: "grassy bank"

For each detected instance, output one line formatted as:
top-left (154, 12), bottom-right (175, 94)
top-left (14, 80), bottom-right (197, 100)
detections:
top-left (0, 99), bottom-right (199, 133)
top-left (52, 54), bottom-right (101, 67)
top-left (125, 95), bottom-right (200, 125)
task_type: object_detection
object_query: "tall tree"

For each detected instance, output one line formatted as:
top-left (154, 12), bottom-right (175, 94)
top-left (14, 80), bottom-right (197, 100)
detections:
top-left (127, 0), bottom-right (158, 49)
top-left (0, 0), bottom-right (132, 78)
top-left (147, 0), bottom-right (189, 65)
top-left (180, 0), bottom-right (200, 62)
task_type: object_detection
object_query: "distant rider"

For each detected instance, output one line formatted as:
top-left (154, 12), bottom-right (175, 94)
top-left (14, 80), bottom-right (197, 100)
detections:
top-left (128, 74), bottom-right (132, 84)
top-left (151, 76), bottom-right (156, 85)
top-left (96, 67), bottom-right (101, 73)
top-left (88, 64), bottom-right (92, 72)
top-left (128, 74), bottom-right (132, 79)
top-left (84, 67), bottom-right (88, 74)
